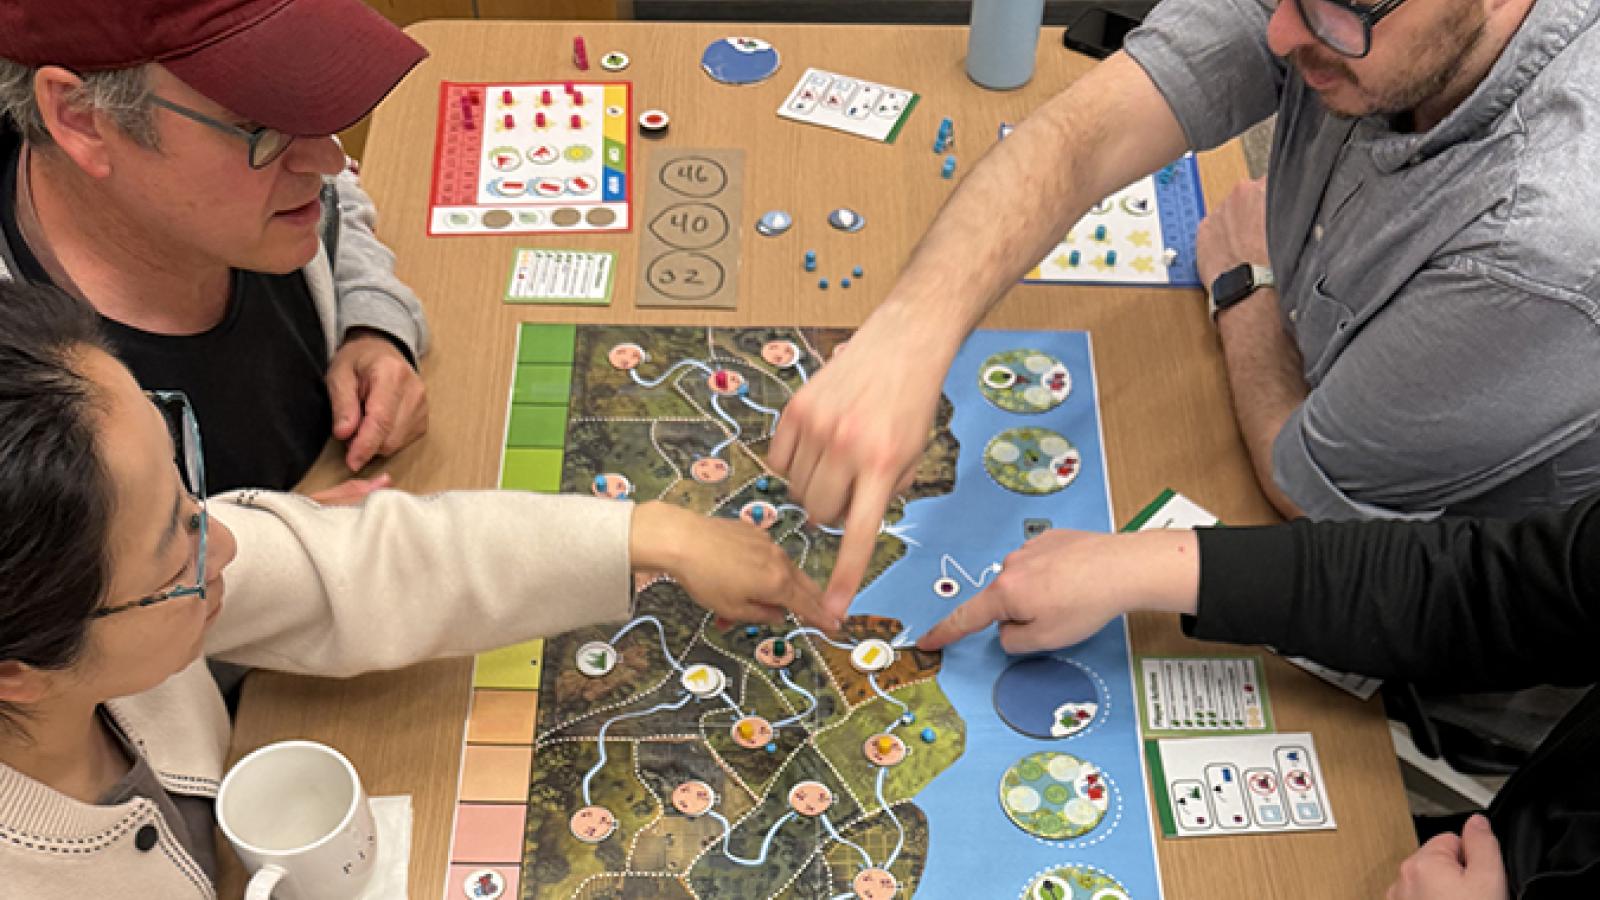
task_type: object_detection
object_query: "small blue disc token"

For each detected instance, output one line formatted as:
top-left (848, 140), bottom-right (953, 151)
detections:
top-left (841, 278), bottom-right (852, 289)
top-left (745, 625), bottom-right (760, 637)
top-left (921, 728), bottom-right (936, 743)
top-left (818, 278), bottom-right (829, 289)
top-left (755, 476), bottom-right (770, 491)
top-left (701, 37), bottom-right (781, 85)
top-left (853, 266), bottom-right (864, 278)
top-left (765, 743), bottom-right (778, 753)
top-left (901, 711), bottom-right (916, 725)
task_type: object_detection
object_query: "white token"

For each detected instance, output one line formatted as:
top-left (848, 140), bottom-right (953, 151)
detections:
top-left (850, 639), bottom-right (895, 673)
top-left (681, 663), bottom-right (726, 698)
top-left (462, 868), bottom-right (505, 899)
top-left (932, 577), bottom-right (960, 598)
top-left (600, 50), bottom-right (631, 72)
top-left (576, 641), bottom-right (617, 677)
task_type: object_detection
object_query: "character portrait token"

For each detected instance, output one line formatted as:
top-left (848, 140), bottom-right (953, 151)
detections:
top-left (788, 780), bottom-right (833, 817)
top-left (671, 780), bottom-right (716, 817)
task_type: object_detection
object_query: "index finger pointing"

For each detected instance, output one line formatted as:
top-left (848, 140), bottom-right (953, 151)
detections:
top-left (822, 476), bottom-right (897, 620)
top-left (918, 587), bottom-right (1007, 651)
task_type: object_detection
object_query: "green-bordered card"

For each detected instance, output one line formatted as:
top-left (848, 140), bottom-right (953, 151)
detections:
top-left (505, 248), bottom-right (616, 305)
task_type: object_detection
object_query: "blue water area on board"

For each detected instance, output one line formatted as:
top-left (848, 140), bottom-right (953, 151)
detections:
top-left (993, 657), bottom-right (1101, 739)
top-left (700, 37), bottom-right (781, 85)
top-left (849, 329), bottom-right (1162, 899)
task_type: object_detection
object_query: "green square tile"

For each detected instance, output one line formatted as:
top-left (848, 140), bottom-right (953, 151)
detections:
top-left (507, 405), bottom-right (568, 448)
top-left (501, 448), bottom-right (564, 491)
top-left (473, 639), bottom-right (543, 690)
top-left (512, 364), bottom-right (572, 406)
top-left (517, 324), bottom-right (576, 364)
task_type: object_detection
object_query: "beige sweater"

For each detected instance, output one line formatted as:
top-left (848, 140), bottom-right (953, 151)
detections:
top-left (0, 489), bottom-right (633, 899)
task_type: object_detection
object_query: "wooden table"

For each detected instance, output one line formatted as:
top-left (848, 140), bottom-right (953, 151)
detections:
top-left (228, 19), bottom-right (1416, 899)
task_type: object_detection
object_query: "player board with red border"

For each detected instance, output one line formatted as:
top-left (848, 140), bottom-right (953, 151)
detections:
top-left (429, 81), bottom-right (632, 236)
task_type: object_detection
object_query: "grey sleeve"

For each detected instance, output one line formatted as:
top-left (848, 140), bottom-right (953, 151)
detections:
top-left (1273, 260), bottom-right (1600, 519)
top-left (1122, 0), bottom-right (1285, 150)
top-left (328, 167), bottom-right (431, 359)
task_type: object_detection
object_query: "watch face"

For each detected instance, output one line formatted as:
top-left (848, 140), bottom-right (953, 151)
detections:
top-left (1212, 265), bottom-right (1255, 307)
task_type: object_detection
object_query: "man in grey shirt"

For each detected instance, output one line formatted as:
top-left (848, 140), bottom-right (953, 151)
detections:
top-left (772, 0), bottom-right (1600, 608)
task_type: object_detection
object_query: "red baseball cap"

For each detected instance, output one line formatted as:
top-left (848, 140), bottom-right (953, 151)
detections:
top-left (0, 0), bottom-right (428, 136)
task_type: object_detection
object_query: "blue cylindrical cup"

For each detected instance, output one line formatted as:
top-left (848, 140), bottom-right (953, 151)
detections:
top-left (966, 0), bottom-right (1047, 90)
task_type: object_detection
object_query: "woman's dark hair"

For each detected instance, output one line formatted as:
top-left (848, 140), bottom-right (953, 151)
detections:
top-left (0, 280), bottom-right (114, 734)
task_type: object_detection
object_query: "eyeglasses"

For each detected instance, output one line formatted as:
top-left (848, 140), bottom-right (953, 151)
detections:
top-left (1292, 0), bottom-right (1409, 58)
top-left (91, 391), bottom-right (209, 620)
top-left (149, 95), bottom-right (296, 170)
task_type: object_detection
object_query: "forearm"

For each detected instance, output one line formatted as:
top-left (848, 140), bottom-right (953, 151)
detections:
top-left (1191, 497), bottom-right (1600, 688)
top-left (206, 489), bottom-right (634, 675)
top-left (875, 52), bottom-right (1188, 360)
top-left (1216, 288), bottom-right (1307, 518)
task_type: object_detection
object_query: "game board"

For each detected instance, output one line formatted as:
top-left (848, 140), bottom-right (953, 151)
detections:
top-left (1025, 156), bottom-right (1206, 288)
top-left (443, 325), bottom-right (1163, 899)
top-left (429, 81), bottom-right (632, 236)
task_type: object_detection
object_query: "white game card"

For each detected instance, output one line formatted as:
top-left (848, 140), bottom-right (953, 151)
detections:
top-left (1152, 733), bottom-right (1337, 838)
top-left (777, 67), bottom-right (920, 143)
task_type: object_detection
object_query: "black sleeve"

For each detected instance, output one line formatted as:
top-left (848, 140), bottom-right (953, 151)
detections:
top-left (1184, 494), bottom-right (1600, 690)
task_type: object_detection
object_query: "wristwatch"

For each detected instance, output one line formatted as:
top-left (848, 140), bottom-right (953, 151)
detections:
top-left (1207, 263), bottom-right (1275, 322)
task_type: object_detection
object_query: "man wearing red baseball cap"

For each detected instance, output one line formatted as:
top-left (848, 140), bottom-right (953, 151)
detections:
top-left (0, 0), bottom-right (433, 494)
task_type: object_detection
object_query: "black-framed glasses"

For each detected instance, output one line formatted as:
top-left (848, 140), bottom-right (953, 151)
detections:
top-left (149, 95), bottom-right (296, 169)
top-left (91, 391), bottom-right (209, 620)
top-left (1293, 0), bottom-right (1409, 58)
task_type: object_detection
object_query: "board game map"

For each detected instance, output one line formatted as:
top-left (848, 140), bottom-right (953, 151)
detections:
top-left (443, 326), bottom-right (1163, 899)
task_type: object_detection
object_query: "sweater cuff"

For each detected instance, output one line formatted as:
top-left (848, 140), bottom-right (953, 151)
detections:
top-left (339, 289), bottom-right (424, 362)
top-left (1186, 523), bottom-right (1299, 646)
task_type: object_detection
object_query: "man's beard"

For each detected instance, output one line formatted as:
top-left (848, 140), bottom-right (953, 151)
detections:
top-left (1292, 3), bottom-right (1487, 121)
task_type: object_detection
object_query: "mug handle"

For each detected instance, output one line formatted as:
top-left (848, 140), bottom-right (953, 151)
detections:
top-left (245, 863), bottom-right (287, 900)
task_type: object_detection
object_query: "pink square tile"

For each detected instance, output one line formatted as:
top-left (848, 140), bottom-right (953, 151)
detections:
top-left (451, 803), bottom-right (525, 864)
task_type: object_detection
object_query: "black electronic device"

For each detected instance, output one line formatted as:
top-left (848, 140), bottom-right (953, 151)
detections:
top-left (1061, 7), bottom-right (1143, 60)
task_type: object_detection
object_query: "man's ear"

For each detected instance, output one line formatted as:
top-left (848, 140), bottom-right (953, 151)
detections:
top-left (0, 660), bottom-right (50, 706)
top-left (32, 65), bottom-right (115, 179)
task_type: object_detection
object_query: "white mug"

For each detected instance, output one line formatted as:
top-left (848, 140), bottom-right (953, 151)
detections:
top-left (217, 740), bottom-right (378, 900)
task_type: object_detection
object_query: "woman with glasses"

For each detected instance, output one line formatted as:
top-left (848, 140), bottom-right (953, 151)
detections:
top-left (0, 281), bottom-right (829, 898)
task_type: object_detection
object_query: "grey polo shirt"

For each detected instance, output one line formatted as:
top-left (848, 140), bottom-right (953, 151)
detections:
top-left (1125, 0), bottom-right (1600, 519)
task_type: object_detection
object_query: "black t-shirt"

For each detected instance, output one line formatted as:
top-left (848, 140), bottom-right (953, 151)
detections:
top-left (1, 139), bottom-right (330, 493)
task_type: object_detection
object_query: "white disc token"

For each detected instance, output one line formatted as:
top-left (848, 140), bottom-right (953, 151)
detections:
top-left (933, 577), bottom-right (960, 598)
top-left (462, 868), bottom-right (505, 899)
top-left (576, 641), bottom-right (617, 677)
top-left (681, 663), bottom-right (726, 698)
top-left (850, 639), bottom-right (895, 673)
top-left (600, 51), bottom-right (631, 72)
